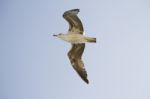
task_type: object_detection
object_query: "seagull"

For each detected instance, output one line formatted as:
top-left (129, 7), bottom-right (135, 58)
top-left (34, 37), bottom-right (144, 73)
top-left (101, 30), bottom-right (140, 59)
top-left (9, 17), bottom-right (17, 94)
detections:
top-left (53, 9), bottom-right (96, 84)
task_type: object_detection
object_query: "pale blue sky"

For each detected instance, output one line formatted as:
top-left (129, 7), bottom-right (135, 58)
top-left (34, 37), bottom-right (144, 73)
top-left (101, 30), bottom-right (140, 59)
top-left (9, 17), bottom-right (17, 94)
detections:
top-left (1, 0), bottom-right (150, 99)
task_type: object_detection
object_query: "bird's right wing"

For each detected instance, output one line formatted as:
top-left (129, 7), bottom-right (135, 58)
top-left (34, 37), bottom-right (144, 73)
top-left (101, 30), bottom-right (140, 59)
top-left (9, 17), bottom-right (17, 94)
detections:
top-left (63, 9), bottom-right (84, 34)
top-left (68, 44), bottom-right (89, 84)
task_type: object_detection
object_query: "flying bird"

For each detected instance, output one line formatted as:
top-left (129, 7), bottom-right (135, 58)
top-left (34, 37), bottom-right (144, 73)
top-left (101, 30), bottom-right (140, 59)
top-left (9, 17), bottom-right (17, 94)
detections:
top-left (53, 9), bottom-right (96, 84)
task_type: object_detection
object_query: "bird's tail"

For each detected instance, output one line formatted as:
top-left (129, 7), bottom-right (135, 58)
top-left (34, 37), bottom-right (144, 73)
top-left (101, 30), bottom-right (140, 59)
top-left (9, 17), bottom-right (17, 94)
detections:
top-left (85, 37), bottom-right (96, 43)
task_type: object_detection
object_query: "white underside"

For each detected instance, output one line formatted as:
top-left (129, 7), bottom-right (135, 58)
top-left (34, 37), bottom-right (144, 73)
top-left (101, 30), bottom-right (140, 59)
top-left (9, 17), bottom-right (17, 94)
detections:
top-left (59, 33), bottom-right (87, 43)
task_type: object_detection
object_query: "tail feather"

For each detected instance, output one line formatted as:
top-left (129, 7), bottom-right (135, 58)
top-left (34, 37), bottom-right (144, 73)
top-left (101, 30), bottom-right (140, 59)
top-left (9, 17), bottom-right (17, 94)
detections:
top-left (85, 37), bottom-right (96, 43)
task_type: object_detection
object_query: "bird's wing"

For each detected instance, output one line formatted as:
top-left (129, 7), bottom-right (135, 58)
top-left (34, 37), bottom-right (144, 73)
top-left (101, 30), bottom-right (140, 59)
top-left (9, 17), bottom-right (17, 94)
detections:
top-left (68, 44), bottom-right (89, 84)
top-left (63, 9), bottom-right (84, 34)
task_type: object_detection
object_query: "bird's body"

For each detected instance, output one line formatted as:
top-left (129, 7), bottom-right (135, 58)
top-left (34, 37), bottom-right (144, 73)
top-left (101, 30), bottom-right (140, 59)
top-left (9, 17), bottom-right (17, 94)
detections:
top-left (57, 33), bottom-right (96, 43)
top-left (53, 9), bottom-right (96, 84)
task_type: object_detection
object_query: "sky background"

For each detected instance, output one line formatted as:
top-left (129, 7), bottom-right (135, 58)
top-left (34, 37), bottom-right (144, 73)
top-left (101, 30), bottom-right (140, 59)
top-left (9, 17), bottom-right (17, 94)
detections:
top-left (1, 0), bottom-right (150, 99)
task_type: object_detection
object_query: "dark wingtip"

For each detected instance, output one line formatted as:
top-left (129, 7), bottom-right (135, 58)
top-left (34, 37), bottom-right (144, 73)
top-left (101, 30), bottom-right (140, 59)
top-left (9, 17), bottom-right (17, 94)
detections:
top-left (82, 78), bottom-right (89, 84)
top-left (85, 79), bottom-right (89, 84)
top-left (63, 9), bottom-right (80, 17)
top-left (74, 9), bottom-right (80, 12)
top-left (70, 9), bottom-right (80, 14)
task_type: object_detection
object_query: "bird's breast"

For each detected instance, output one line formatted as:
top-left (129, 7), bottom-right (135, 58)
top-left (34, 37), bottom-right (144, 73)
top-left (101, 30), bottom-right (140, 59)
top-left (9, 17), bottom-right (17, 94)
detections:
top-left (62, 34), bottom-right (86, 43)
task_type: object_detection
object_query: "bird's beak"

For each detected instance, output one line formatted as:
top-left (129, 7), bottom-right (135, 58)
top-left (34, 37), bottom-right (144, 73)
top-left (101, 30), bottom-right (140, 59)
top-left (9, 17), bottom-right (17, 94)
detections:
top-left (53, 34), bottom-right (57, 37)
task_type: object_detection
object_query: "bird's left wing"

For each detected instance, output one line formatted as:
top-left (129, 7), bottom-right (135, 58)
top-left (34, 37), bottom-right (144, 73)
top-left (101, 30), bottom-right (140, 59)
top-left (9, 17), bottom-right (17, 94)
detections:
top-left (68, 44), bottom-right (89, 84)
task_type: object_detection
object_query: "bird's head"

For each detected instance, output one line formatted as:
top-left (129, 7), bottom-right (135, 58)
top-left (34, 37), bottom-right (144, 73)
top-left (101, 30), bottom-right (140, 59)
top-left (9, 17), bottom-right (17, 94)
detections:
top-left (53, 33), bottom-right (63, 37)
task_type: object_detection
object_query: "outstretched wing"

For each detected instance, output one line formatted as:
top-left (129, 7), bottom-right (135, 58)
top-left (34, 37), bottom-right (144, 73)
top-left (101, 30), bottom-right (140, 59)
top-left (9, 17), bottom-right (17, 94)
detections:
top-left (68, 44), bottom-right (89, 84)
top-left (63, 9), bottom-right (84, 34)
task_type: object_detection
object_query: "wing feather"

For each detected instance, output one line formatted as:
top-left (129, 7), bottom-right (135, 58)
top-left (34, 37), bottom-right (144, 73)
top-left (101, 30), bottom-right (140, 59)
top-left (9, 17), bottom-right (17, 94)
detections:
top-left (68, 44), bottom-right (89, 84)
top-left (63, 9), bottom-right (84, 34)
